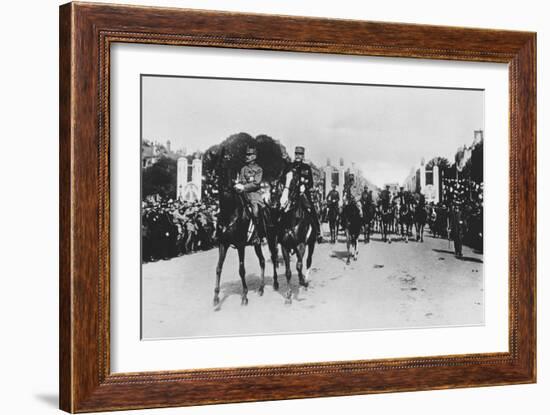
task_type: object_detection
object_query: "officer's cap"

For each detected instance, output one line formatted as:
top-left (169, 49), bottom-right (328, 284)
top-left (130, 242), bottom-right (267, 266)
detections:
top-left (294, 146), bottom-right (305, 155)
top-left (246, 146), bottom-right (257, 155)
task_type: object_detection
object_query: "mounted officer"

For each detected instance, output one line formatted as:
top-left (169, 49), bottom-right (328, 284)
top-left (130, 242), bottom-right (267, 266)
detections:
top-left (395, 186), bottom-right (406, 204)
top-left (280, 146), bottom-right (320, 238)
top-left (379, 184), bottom-right (392, 209)
top-left (326, 183), bottom-right (340, 209)
top-left (234, 146), bottom-right (265, 243)
top-left (360, 185), bottom-right (372, 205)
top-left (343, 173), bottom-right (356, 204)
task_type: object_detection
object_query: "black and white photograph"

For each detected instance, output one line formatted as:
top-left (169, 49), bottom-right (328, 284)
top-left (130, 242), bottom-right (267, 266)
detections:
top-left (140, 75), bottom-right (484, 340)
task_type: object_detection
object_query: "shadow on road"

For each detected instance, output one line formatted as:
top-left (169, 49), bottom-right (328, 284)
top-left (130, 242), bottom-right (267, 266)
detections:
top-left (330, 250), bottom-right (350, 263)
top-left (216, 273), bottom-right (304, 310)
top-left (432, 248), bottom-right (483, 264)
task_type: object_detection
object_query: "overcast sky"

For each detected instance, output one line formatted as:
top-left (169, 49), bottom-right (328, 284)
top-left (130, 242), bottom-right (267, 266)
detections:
top-left (142, 75), bottom-right (483, 187)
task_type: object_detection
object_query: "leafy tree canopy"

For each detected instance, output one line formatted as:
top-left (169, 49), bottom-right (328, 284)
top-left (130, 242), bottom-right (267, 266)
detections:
top-left (203, 132), bottom-right (291, 182)
top-left (142, 157), bottom-right (177, 200)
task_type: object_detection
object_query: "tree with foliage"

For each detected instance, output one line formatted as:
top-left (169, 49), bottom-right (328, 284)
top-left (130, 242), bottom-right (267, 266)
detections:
top-left (142, 157), bottom-right (177, 200)
top-left (462, 141), bottom-right (483, 183)
top-left (203, 132), bottom-right (290, 183)
top-left (426, 156), bottom-right (451, 170)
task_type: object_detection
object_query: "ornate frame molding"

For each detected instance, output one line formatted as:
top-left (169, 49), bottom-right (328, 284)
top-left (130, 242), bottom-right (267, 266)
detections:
top-left (60, 2), bottom-right (536, 412)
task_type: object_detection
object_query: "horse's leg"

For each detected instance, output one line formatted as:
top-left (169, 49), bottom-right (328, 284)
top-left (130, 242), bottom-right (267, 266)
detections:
top-left (254, 244), bottom-right (266, 296)
top-left (296, 242), bottom-right (308, 288)
top-left (346, 230), bottom-right (351, 265)
top-left (305, 240), bottom-right (315, 282)
top-left (214, 243), bottom-right (228, 306)
top-left (237, 245), bottom-right (248, 305)
top-left (281, 245), bottom-right (292, 304)
top-left (268, 236), bottom-right (279, 291)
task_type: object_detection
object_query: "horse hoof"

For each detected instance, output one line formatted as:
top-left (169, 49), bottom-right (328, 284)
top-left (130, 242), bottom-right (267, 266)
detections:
top-left (273, 282), bottom-right (279, 291)
top-left (300, 279), bottom-right (309, 288)
top-left (213, 297), bottom-right (220, 306)
top-left (258, 287), bottom-right (264, 296)
top-left (285, 292), bottom-right (292, 305)
top-left (241, 297), bottom-right (248, 306)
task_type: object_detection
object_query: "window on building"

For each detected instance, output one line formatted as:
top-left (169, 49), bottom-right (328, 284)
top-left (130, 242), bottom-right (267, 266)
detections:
top-left (426, 170), bottom-right (433, 185)
top-left (332, 171), bottom-right (339, 186)
top-left (187, 165), bottom-right (193, 182)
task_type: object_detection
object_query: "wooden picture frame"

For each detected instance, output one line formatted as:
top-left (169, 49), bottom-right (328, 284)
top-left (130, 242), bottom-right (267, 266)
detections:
top-left (59, 2), bottom-right (536, 412)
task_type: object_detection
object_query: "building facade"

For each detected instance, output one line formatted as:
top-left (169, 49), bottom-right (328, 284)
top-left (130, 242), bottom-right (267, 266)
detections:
top-left (323, 158), bottom-right (371, 204)
top-left (177, 153), bottom-right (203, 202)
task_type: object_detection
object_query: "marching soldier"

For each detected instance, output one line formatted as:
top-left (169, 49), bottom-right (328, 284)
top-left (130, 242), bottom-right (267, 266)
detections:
top-left (448, 201), bottom-right (465, 258)
top-left (280, 146), bottom-right (320, 238)
top-left (234, 146), bottom-right (265, 243)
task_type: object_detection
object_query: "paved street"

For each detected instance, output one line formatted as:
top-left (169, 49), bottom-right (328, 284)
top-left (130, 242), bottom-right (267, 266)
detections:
top-left (142, 226), bottom-right (484, 339)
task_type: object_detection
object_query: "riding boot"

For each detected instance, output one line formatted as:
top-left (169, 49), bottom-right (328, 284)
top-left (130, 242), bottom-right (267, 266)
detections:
top-left (246, 203), bottom-right (261, 245)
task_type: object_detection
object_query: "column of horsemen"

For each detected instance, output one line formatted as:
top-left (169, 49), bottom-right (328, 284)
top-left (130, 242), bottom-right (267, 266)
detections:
top-left (142, 144), bottom-right (483, 264)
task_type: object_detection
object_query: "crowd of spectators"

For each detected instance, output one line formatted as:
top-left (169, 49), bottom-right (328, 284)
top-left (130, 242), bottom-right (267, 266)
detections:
top-left (141, 197), bottom-right (218, 263)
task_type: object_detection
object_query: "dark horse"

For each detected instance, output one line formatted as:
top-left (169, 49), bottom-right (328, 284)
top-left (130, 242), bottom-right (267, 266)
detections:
top-left (360, 198), bottom-right (375, 244)
top-left (398, 199), bottom-right (414, 243)
top-left (413, 199), bottom-right (428, 242)
top-left (380, 201), bottom-right (394, 243)
top-left (278, 189), bottom-right (317, 304)
top-left (327, 203), bottom-right (340, 244)
top-left (341, 199), bottom-right (362, 264)
top-left (213, 149), bottom-right (268, 307)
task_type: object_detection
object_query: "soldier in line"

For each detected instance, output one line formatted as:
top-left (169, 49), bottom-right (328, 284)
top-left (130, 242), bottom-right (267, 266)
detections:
top-left (234, 146), bottom-right (265, 244)
top-left (280, 146), bottom-right (320, 238)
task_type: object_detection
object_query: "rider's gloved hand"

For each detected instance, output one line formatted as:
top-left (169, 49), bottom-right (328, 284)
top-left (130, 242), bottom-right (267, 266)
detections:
top-left (280, 187), bottom-right (289, 207)
top-left (299, 184), bottom-right (305, 194)
top-left (234, 183), bottom-right (244, 192)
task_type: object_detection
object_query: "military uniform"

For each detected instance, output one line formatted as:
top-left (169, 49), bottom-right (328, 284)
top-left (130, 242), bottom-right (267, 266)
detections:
top-left (379, 188), bottom-right (392, 210)
top-left (285, 162), bottom-right (314, 195)
top-left (449, 205), bottom-right (465, 257)
top-left (237, 161), bottom-right (264, 216)
top-left (326, 189), bottom-right (340, 207)
top-left (360, 189), bottom-right (372, 205)
top-left (282, 146), bottom-right (320, 238)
